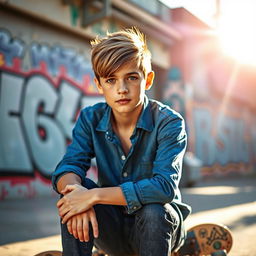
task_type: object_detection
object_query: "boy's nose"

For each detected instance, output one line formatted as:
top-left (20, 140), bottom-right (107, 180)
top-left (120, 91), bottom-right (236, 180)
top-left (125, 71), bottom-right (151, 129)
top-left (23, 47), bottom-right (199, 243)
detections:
top-left (118, 81), bottom-right (128, 94)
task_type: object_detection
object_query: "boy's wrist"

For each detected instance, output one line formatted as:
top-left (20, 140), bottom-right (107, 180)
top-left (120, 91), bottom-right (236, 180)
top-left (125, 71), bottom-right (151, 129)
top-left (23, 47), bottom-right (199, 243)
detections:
top-left (57, 172), bottom-right (82, 193)
top-left (89, 187), bottom-right (126, 206)
top-left (90, 188), bottom-right (101, 205)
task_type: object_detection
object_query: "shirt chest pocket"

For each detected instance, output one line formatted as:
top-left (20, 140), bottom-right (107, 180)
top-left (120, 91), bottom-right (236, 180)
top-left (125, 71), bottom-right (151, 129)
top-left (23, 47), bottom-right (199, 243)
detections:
top-left (135, 162), bottom-right (153, 181)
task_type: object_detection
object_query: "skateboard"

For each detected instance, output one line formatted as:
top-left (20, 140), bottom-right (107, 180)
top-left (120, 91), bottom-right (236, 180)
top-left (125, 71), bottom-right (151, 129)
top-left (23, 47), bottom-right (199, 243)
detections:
top-left (34, 251), bottom-right (62, 256)
top-left (33, 248), bottom-right (104, 256)
top-left (173, 223), bottom-right (233, 256)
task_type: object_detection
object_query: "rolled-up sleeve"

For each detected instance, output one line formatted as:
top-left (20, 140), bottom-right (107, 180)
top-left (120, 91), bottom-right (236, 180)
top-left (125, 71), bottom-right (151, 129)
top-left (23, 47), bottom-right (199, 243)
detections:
top-left (120, 115), bottom-right (187, 214)
top-left (52, 109), bottom-right (95, 193)
top-left (120, 181), bottom-right (142, 213)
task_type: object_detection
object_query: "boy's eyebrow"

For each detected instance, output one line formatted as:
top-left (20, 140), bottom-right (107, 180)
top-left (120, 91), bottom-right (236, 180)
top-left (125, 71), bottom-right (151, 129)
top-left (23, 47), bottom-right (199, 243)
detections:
top-left (126, 71), bottom-right (140, 76)
top-left (105, 71), bottom-right (141, 78)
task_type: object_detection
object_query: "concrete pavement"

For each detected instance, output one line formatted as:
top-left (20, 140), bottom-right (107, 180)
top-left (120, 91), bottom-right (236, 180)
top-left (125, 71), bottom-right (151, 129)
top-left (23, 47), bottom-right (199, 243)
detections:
top-left (0, 174), bottom-right (256, 256)
top-left (181, 175), bottom-right (256, 256)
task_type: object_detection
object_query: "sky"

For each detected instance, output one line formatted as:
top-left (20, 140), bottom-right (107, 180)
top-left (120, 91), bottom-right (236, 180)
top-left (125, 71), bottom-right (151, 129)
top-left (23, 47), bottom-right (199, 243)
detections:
top-left (160, 0), bottom-right (256, 66)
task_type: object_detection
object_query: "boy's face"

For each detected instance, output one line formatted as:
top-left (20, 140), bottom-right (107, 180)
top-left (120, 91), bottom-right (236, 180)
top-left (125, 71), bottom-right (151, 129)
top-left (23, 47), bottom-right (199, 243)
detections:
top-left (94, 61), bottom-right (154, 118)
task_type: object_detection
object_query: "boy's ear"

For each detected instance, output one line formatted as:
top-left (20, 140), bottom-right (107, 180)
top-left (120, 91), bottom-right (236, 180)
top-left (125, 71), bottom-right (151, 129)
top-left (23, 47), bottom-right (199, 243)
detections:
top-left (145, 71), bottom-right (155, 90)
top-left (94, 77), bottom-right (103, 94)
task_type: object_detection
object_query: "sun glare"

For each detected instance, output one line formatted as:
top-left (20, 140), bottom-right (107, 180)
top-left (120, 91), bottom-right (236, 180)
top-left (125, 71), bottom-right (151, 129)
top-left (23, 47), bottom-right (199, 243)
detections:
top-left (217, 1), bottom-right (256, 66)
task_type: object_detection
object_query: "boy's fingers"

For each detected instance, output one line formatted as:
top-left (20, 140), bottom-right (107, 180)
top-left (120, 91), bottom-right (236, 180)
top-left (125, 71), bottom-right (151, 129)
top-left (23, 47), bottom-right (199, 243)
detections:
top-left (91, 217), bottom-right (99, 238)
top-left (61, 184), bottom-right (75, 194)
top-left (71, 217), bottom-right (78, 239)
top-left (56, 198), bottom-right (63, 208)
top-left (77, 217), bottom-right (84, 242)
top-left (90, 210), bottom-right (99, 238)
top-left (67, 219), bottom-right (72, 235)
top-left (58, 204), bottom-right (70, 218)
top-left (62, 210), bottom-right (76, 224)
top-left (82, 214), bottom-right (89, 242)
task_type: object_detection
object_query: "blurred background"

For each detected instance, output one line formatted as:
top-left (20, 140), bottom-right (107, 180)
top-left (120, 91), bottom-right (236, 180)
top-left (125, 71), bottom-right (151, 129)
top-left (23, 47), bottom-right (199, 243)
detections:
top-left (0, 0), bottom-right (255, 255)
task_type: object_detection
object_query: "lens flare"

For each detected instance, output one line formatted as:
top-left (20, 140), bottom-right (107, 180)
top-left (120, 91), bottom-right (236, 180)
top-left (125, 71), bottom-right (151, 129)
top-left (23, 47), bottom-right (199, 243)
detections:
top-left (217, 1), bottom-right (256, 66)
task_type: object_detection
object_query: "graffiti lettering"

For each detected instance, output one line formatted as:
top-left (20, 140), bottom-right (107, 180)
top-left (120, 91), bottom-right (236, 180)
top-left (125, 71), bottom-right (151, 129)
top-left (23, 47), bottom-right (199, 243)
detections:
top-left (30, 44), bottom-right (92, 84)
top-left (0, 73), bottom-right (32, 172)
top-left (194, 108), bottom-right (251, 166)
top-left (0, 28), bottom-right (103, 199)
top-left (56, 81), bottom-right (81, 140)
top-left (163, 64), bottom-right (255, 175)
top-left (194, 109), bottom-right (215, 166)
top-left (22, 75), bottom-right (66, 176)
top-left (0, 70), bottom-right (102, 198)
top-left (0, 70), bottom-right (103, 176)
top-left (0, 29), bottom-right (25, 66)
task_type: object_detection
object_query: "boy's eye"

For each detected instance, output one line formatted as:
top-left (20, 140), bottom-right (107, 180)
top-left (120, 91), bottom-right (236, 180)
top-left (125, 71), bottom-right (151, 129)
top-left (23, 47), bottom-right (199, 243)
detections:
top-left (106, 78), bottom-right (116, 84)
top-left (128, 76), bottom-right (138, 81)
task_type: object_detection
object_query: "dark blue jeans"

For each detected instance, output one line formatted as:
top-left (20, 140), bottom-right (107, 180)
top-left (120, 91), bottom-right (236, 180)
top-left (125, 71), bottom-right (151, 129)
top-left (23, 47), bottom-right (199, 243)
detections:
top-left (61, 179), bottom-right (185, 256)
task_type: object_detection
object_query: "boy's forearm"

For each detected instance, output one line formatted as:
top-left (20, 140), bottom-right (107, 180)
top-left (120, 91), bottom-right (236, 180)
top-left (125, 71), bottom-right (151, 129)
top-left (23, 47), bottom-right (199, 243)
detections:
top-left (92, 187), bottom-right (127, 206)
top-left (56, 172), bottom-right (82, 194)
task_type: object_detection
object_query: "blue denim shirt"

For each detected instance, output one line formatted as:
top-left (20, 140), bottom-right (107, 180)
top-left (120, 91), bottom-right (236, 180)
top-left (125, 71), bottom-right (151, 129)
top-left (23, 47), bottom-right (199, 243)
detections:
top-left (52, 97), bottom-right (191, 218)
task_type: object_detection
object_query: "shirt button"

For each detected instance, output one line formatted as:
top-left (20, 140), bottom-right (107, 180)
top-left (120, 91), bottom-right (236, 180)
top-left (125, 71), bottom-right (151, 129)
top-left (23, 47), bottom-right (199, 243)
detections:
top-left (123, 172), bottom-right (128, 177)
top-left (121, 155), bottom-right (126, 160)
top-left (133, 206), bottom-right (137, 210)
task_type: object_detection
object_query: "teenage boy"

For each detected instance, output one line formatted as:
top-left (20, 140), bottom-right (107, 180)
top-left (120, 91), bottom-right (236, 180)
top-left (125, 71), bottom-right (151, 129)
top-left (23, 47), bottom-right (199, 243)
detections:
top-left (52, 27), bottom-right (191, 256)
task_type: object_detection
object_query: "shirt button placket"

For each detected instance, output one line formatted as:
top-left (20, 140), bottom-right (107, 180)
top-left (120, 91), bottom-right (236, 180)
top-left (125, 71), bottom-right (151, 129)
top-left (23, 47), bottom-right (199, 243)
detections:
top-left (106, 131), bottom-right (112, 141)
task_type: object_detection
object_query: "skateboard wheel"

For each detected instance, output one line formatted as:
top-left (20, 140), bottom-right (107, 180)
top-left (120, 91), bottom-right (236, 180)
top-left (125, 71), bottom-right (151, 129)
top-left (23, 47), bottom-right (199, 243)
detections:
top-left (211, 250), bottom-right (227, 256)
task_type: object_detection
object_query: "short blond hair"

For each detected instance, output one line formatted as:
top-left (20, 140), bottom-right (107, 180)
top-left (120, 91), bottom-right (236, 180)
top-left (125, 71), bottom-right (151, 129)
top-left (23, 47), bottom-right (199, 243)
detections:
top-left (91, 27), bottom-right (152, 80)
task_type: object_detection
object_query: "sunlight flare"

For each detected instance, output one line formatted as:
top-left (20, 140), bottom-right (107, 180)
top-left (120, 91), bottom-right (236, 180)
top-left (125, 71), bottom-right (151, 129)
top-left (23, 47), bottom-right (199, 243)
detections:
top-left (217, 1), bottom-right (256, 66)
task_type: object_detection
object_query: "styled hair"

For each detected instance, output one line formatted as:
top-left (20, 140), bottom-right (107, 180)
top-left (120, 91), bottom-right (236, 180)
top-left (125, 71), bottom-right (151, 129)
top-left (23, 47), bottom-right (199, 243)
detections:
top-left (90, 27), bottom-right (152, 80)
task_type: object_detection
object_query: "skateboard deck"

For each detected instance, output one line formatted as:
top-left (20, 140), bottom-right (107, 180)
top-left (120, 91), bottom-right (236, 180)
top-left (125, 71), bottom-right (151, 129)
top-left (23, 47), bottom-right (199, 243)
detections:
top-left (34, 248), bottom-right (106, 256)
top-left (34, 251), bottom-right (62, 256)
top-left (173, 223), bottom-right (233, 256)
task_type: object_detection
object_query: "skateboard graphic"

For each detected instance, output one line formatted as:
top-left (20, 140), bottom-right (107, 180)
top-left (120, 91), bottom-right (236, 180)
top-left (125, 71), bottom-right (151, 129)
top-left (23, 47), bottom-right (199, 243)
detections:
top-left (34, 223), bottom-right (233, 256)
top-left (173, 223), bottom-right (233, 256)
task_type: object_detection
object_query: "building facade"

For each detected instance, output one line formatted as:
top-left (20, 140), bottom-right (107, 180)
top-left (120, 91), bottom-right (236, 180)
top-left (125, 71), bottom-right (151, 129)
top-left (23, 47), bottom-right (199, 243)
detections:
top-left (0, 0), bottom-right (179, 199)
top-left (165, 8), bottom-right (256, 177)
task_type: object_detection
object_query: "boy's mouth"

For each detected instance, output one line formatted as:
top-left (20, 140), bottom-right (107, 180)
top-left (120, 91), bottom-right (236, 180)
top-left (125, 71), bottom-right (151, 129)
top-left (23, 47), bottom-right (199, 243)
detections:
top-left (116, 98), bottom-right (131, 105)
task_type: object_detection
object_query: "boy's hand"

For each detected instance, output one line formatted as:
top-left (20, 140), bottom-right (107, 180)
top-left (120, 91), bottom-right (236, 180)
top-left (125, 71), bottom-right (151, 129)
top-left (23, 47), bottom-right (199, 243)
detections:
top-left (66, 208), bottom-right (99, 242)
top-left (60, 183), bottom-right (85, 195)
top-left (57, 184), bottom-right (96, 223)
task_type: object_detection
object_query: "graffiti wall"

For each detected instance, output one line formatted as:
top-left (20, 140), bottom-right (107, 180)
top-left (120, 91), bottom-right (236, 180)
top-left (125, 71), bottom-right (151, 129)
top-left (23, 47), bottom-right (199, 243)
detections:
top-left (165, 63), bottom-right (256, 176)
top-left (0, 0), bottom-right (171, 199)
top-left (0, 28), bottom-right (103, 199)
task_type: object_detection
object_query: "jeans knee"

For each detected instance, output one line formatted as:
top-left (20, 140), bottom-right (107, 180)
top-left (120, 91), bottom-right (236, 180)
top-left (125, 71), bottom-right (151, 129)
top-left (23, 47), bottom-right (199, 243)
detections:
top-left (136, 203), bottom-right (180, 230)
top-left (135, 204), bottom-right (182, 254)
top-left (137, 204), bottom-right (165, 224)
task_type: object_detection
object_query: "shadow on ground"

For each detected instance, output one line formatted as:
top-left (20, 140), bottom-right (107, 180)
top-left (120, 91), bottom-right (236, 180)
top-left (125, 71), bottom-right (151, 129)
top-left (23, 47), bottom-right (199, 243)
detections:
top-left (181, 175), bottom-right (256, 214)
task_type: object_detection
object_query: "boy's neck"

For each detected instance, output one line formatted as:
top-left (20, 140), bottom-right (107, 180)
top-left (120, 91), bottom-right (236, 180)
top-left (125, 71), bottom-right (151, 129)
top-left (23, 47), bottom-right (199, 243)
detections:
top-left (111, 104), bottom-right (143, 130)
top-left (111, 112), bottom-right (137, 131)
top-left (111, 113), bottom-right (138, 155)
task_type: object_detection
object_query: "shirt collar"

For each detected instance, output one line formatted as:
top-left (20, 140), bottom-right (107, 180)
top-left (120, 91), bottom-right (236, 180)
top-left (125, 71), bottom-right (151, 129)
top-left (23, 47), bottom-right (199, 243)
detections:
top-left (96, 96), bottom-right (154, 132)
top-left (96, 105), bottom-right (112, 132)
top-left (136, 96), bottom-right (154, 132)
